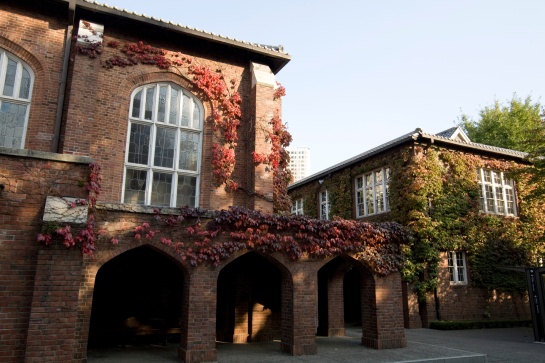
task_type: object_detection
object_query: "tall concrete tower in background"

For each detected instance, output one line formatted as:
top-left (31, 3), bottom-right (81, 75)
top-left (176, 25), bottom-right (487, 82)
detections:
top-left (287, 146), bottom-right (311, 182)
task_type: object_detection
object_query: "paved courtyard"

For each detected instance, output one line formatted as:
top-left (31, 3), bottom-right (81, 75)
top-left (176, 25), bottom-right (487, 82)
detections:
top-left (87, 326), bottom-right (545, 362)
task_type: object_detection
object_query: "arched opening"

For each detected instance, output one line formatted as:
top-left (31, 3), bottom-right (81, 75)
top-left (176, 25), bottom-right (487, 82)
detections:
top-left (88, 246), bottom-right (185, 348)
top-left (317, 256), bottom-right (372, 337)
top-left (216, 252), bottom-right (282, 344)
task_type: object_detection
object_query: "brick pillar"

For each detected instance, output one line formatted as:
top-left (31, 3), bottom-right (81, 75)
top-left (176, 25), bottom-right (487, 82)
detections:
top-left (361, 272), bottom-right (406, 349)
top-left (327, 269), bottom-right (346, 336)
top-left (24, 245), bottom-right (83, 362)
top-left (178, 266), bottom-right (217, 363)
top-left (281, 261), bottom-right (319, 356)
top-left (249, 62), bottom-right (277, 214)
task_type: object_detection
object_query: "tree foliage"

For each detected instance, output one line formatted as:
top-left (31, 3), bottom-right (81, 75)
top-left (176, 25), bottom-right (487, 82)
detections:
top-left (459, 95), bottom-right (545, 200)
top-left (458, 95), bottom-right (543, 152)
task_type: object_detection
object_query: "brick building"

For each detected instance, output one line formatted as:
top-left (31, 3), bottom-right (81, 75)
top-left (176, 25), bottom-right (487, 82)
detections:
top-left (0, 1), bottom-right (408, 362)
top-left (288, 127), bottom-right (540, 329)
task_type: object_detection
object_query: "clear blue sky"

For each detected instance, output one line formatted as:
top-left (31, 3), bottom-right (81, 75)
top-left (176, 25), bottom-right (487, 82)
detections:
top-left (99, 0), bottom-right (545, 173)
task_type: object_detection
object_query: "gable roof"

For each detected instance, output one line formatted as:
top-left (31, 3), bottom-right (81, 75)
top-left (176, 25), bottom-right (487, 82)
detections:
top-left (58, 0), bottom-right (291, 73)
top-left (288, 127), bottom-right (528, 189)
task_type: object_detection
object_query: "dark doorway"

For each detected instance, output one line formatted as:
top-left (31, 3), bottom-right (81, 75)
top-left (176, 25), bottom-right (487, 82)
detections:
top-left (216, 252), bottom-right (282, 343)
top-left (317, 257), bottom-right (363, 337)
top-left (88, 246), bottom-right (185, 348)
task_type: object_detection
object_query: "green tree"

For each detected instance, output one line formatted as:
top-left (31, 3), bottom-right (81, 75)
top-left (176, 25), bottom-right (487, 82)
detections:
top-left (459, 95), bottom-right (545, 200)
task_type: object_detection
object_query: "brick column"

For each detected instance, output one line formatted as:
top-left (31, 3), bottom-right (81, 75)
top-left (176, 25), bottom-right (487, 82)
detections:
top-left (24, 245), bottom-right (83, 362)
top-left (178, 266), bottom-right (217, 363)
top-left (327, 269), bottom-right (346, 336)
top-left (361, 272), bottom-right (406, 349)
top-left (281, 261), bottom-right (319, 355)
top-left (249, 62), bottom-right (277, 214)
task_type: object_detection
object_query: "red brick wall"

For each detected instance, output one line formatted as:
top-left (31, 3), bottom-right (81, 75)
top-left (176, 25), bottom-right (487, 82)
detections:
top-left (0, 151), bottom-right (90, 363)
top-left (0, 1), bottom-right (68, 152)
top-left (404, 252), bottom-right (530, 327)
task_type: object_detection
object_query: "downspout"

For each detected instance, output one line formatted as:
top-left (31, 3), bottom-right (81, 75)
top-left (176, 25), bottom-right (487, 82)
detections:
top-left (51, 0), bottom-right (76, 153)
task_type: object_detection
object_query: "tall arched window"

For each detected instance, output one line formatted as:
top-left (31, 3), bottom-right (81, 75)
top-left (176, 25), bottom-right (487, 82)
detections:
top-left (0, 49), bottom-right (34, 149)
top-left (123, 83), bottom-right (203, 207)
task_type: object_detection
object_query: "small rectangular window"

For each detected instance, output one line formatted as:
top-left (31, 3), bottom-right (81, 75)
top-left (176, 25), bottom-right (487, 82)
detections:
top-left (291, 198), bottom-right (304, 216)
top-left (319, 190), bottom-right (330, 220)
top-left (448, 251), bottom-right (467, 285)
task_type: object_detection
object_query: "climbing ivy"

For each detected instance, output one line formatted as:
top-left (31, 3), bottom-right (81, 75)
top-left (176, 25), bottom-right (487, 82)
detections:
top-left (290, 144), bottom-right (545, 301)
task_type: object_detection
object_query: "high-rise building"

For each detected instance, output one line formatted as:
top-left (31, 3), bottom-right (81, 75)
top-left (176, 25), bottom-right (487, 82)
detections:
top-left (287, 146), bottom-right (311, 182)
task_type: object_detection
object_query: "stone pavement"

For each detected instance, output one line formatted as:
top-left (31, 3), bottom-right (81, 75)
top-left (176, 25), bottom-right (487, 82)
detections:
top-left (87, 326), bottom-right (545, 363)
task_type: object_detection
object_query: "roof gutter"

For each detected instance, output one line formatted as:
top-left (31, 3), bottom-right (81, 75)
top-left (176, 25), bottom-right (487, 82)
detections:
top-left (51, 0), bottom-right (76, 153)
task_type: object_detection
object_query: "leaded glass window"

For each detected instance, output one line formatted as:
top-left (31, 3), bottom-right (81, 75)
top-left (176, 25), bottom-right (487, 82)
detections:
top-left (448, 251), bottom-right (467, 285)
top-left (123, 83), bottom-right (202, 207)
top-left (355, 167), bottom-right (390, 217)
top-left (477, 169), bottom-right (516, 216)
top-left (0, 49), bottom-right (34, 149)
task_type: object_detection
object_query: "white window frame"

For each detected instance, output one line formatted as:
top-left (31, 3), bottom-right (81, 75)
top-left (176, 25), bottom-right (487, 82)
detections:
top-left (122, 83), bottom-right (203, 208)
top-left (355, 167), bottom-right (390, 217)
top-left (478, 169), bottom-right (517, 216)
top-left (291, 198), bottom-right (304, 216)
top-left (319, 190), bottom-right (330, 220)
top-left (0, 49), bottom-right (34, 149)
top-left (448, 251), bottom-right (467, 285)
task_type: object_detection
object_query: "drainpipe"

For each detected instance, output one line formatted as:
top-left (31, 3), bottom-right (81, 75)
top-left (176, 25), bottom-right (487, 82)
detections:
top-left (51, 0), bottom-right (76, 153)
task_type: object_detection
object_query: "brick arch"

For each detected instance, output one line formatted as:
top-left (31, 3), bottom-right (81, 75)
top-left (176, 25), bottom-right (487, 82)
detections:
top-left (90, 240), bottom-right (192, 273)
top-left (112, 71), bottom-right (212, 121)
top-left (0, 33), bottom-right (46, 75)
top-left (316, 254), bottom-right (376, 338)
top-left (215, 250), bottom-right (293, 353)
top-left (74, 241), bottom-right (191, 361)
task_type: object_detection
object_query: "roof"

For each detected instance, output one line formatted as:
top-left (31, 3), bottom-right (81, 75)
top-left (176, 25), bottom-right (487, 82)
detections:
top-left (61, 0), bottom-right (291, 73)
top-left (288, 127), bottom-right (528, 189)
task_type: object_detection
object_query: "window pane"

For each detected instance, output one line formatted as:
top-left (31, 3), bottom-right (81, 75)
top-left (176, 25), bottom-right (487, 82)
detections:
top-left (356, 190), bottom-right (363, 216)
top-left (179, 131), bottom-right (199, 171)
top-left (144, 87), bottom-right (155, 120)
top-left (151, 172), bottom-right (172, 206)
top-left (127, 123), bottom-right (150, 165)
top-left (484, 170), bottom-right (491, 183)
top-left (192, 101), bottom-right (201, 129)
top-left (19, 67), bottom-right (31, 99)
top-left (375, 170), bottom-right (383, 185)
top-left (365, 173), bottom-right (373, 188)
top-left (169, 88), bottom-right (179, 125)
top-left (0, 102), bottom-right (26, 148)
top-left (376, 184), bottom-right (384, 212)
top-left (124, 169), bottom-right (147, 204)
top-left (154, 126), bottom-right (176, 168)
top-left (176, 175), bottom-right (197, 207)
top-left (132, 90), bottom-right (142, 118)
top-left (157, 86), bottom-right (167, 122)
top-left (506, 188), bottom-right (515, 214)
top-left (495, 186), bottom-right (505, 214)
top-left (2, 59), bottom-right (16, 97)
top-left (181, 94), bottom-right (190, 127)
top-left (356, 176), bottom-right (363, 189)
top-left (485, 185), bottom-right (494, 212)
top-left (366, 188), bottom-right (374, 214)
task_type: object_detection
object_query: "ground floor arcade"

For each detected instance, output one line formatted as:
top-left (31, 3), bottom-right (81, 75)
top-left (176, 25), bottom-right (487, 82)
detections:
top-left (23, 240), bottom-right (406, 363)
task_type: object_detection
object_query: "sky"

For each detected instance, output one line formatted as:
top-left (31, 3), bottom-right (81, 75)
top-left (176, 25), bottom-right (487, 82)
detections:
top-left (99, 0), bottom-right (545, 173)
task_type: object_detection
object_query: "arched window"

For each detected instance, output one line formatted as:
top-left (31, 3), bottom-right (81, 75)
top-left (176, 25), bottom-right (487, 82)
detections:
top-left (0, 49), bottom-right (34, 149)
top-left (123, 83), bottom-right (203, 207)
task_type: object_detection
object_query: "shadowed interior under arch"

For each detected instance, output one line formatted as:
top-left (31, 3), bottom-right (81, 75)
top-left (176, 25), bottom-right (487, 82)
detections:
top-left (88, 246), bottom-right (185, 348)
